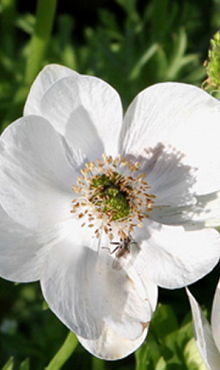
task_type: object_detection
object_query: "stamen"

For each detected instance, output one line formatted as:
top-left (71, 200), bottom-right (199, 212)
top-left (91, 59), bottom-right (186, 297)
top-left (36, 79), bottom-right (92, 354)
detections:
top-left (71, 154), bottom-right (156, 240)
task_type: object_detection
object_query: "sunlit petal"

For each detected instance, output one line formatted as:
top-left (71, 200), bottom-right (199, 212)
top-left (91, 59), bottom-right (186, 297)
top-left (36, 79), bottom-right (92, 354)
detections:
top-left (141, 221), bottom-right (220, 288)
top-left (187, 288), bottom-right (220, 370)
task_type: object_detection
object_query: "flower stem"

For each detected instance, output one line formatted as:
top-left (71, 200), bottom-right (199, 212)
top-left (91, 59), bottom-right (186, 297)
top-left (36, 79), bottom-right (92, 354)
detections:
top-left (45, 332), bottom-right (78, 370)
top-left (25, 0), bottom-right (57, 86)
top-left (0, 0), bottom-right (16, 56)
top-left (92, 357), bottom-right (105, 370)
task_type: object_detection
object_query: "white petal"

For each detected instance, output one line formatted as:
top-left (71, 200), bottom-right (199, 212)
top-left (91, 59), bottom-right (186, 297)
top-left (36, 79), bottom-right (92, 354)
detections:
top-left (149, 191), bottom-right (220, 228)
top-left (31, 73), bottom-right (123, 158)
top-left (187, 288), bottom-right (220, 370)
top-left (0, 116), bottom-right (75, 230)
top-left (128, 246), bottom-right (158, 312)
top-left (62, 105), bottom-right (104, 162)
top-left (191, 192), bottom-right (220, 228)
top-left (121, 82), bottom-right (220, 195)
top-left (0, 206), bottom-right (43, 282)
top-left (77, 322), bottom-right (149, 360)
top-left (130, 143), bottom-right (196, 211)
top-left (41, 228), bottom-right (156, 346)
top-left (211, 279), bottom-right (220, 353)
top-left (24, 64), bottom-right (78, 116)
top-left (141, 221), bottom-right (220, 288)
top-left (0, 206), bottom-right (72, 282)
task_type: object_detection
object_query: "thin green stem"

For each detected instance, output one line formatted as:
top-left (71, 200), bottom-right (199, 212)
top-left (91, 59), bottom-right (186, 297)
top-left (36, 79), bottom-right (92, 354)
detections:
top-left (92, 357), bottom-right (105, 370)
top-left (152, 0), bottom-right (168, 41)
top-left (45, 332), bottom-right (78, 370)
top-left (25, 0), bottom-right (57, 86)
top-left (0, 0), bottom-right (16, 56)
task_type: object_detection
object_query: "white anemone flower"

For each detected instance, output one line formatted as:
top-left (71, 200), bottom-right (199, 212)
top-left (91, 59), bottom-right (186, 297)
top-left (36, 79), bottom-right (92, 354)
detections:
top-left (187, 281), bottom-right (220, 370)
top-left (0, 64), bottom-right (220, 360)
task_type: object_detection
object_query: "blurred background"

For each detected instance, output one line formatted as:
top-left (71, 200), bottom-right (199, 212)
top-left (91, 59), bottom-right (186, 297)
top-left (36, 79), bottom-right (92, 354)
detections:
top-left (0, 0), bottom-right (220, 369)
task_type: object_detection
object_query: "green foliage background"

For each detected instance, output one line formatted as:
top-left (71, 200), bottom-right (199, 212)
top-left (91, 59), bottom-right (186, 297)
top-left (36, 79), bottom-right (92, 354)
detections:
top-left (0, 0), bottom-right (220, 369)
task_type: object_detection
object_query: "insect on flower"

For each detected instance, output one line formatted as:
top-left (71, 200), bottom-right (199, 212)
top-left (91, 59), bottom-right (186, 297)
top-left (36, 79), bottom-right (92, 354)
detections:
top-left (105, 235), bottom-right (140, 270)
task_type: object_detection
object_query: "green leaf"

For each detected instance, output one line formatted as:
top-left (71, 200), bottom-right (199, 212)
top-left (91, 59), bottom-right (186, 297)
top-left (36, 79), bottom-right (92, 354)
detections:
top-left (1, 358), bottom-right (14, 370)
top-left (205, 30), bottom-right (220, 92)
top-left (45, 332), bottom-right (78, 370)
top-left (184, 338), bottom-right (208, 370)
top-left (129, 43), bottom-right (159, 80)
top-left (155, 357), bottom-right (167, 370)
top-left (92, 357), bottom-right (105, 370)
top-left (16, 14), bottom-right (36, 35)
top-left (42, 300), bottom-right (49, 310)
top-left (135, 340), bottom-right (151, 370)
top-left (151, 0), bottom-right (170, 40)
top-left (135, 335), bottom-right (163, 370)
top-left (151, 304), bottom-right (179, 342)
top-left (19, 359), bottom-right (29, 370)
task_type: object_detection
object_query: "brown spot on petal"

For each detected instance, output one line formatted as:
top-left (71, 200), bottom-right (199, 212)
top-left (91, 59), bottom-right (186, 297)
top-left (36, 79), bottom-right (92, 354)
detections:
top-left (126, 275), bottom-right (135, 284)
top-left (141, 321), bottom-right (150, 331)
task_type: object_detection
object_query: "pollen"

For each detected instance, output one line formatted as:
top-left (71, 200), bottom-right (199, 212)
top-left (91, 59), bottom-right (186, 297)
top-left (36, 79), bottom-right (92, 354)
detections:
top-left (71, 154), bottom-right (155, 240)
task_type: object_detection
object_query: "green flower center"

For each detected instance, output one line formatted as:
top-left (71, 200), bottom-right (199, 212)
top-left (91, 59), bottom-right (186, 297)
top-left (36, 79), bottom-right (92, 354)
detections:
top-left (90, 173), bottom-right (131, 220)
